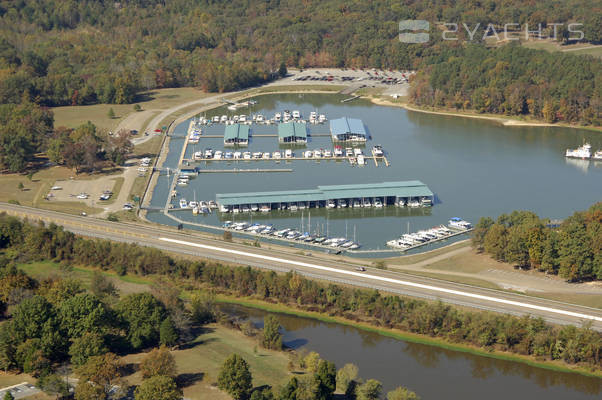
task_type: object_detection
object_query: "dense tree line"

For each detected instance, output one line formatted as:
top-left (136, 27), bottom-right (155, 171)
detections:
top-left (0, 101), bottom-right (53, 172)
top-left (472, 202), bottom-right (601, 281)
top-left (0, 213), bottom-right (600, 371)
top-left (410, 44), bottom-right (601, 126)
top-left (0, 101), bottom-right (132, 173)
top-left (0, 0), bottom-right (599, 110)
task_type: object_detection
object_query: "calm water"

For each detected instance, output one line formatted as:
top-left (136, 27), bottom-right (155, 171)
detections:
top-left (221, 304), bottom-right (601, 400)
top-left (147, 93), bottom-right (602, 252)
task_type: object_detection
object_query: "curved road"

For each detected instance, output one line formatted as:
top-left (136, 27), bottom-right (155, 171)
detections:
top-left (2, 202), bottom-right (601, 330)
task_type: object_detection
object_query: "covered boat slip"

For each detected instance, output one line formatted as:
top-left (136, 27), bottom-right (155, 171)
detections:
top-left (224, 124), bottom-right (250, 145)
top-left (216, 181), bottom-right (433, 211)
top-left (278, 122), bottom-right (307, 143)
top-left (330, 117), bottom-right (367, 141)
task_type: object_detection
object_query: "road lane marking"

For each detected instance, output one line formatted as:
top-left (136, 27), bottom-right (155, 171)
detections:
top-left (159, 237), bottom-right (602, 323)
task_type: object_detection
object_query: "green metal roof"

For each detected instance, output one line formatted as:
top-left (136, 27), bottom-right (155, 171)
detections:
top-left (216, 181), bottom-right (433, 206)
top-left (317, 180), bottom-right (432, 199)
top-left (278, 122), bottom-right (307, 139)
top-left (224, 124), bottom-right (249, 141)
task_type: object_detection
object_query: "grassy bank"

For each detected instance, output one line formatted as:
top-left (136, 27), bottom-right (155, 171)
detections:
top-left (214, 295), bottom-right (602, 379)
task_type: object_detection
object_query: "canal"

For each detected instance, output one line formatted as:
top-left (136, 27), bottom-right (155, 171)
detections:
top-left (221, 304), bottom-right (601, 400)
top-left (147, 93), bottom-right (602, 252)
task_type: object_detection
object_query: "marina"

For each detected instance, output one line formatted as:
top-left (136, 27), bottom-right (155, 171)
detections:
top-left (386, 218), bottom-right (473, 252)
top-left (145, 93), bottom-right (602, 254)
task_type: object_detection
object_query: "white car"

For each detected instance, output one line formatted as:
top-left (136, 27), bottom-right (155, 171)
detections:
top-left (76, 193), bottom-right (88, 199)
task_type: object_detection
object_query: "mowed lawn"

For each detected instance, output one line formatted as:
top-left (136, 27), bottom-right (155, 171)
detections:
top-left (122, 324), bottom-right (296, 400)
top-left (51, 87), bottom-right (212, 131)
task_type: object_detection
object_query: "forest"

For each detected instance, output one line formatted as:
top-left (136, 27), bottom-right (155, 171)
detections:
top-left (472, 202), bottom-right (601, 282)
top-left (0, 211), bottom-right (600, 375)
top-left (410, 44), bottom-right (601, 125)
top-left (0, 0), bottom-right (599, 125)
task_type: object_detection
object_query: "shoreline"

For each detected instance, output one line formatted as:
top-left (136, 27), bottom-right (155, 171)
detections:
top-left (215, 294), bottom-right (602, 379)
top-left (368, 97), bottom-right (601, 132)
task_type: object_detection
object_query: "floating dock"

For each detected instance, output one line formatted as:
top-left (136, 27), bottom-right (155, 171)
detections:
top-left (198, 168), bottom-right (293, 173)
top-left (216, 181), bottom-right (433, 213)
top-left (187, 155), bottom-right (389, 166)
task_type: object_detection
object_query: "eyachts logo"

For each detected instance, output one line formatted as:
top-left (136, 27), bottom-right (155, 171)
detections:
top-left (399, 20), bottom-right (430, 43)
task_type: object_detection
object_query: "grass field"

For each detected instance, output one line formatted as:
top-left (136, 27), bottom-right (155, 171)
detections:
top-left (122, 324), bottom-right (296, 399)
top-left (51, 87), bottom-right (211, 131)
top-left (385, 240), bottom-right (471, 266)
top-left (522, 40), bottom-right (602, 58)
top-left (421, 248), bottom-right (500, 274)
top-left (18, 261), bottom-right (151, 295)
top-left (133, 135), bottom-right (164, 157)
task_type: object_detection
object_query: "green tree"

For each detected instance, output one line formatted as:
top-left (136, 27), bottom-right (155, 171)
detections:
top-left (190, 291), bottom-right (215, 324)
top-left (472, 217), bottom-right (494, 252)
top-left (116, 293), bottom-right (166, 350)
top-left (140, 346), bottom-right (177, 379)
top-left (279, 376), bottom-right (299, 400)
top-left (295, 375), bottom-right (319, 400)
top-left (303, 351), bottom-right (321, 373)
top-left (17, 182), bottom-right (24, 191)
top-left (90, 271), bottom-right (118, 302)
top-left (261, 315), bottom-right (282, 350)
top-left (59, 293), bottom-right (109, 338)
top-left (15, 339), bottom-right (50, 376)
top-left (250, 388), bottom-right (274, 400)
top-left (159, 318), bottom-right (179, 347)
top-left (278, 62), bottom-right (287, 77)
top-left (357, 379), bottom-right (382, 400)
top-left (217, 354), bottom-right (253, 400)
top-left (336, 363), bottom-right (359, 394)
top-left (387, 386), bottom-right (420, 400)
top-left (69, 332), bottom-right (107, 367)
top-left (135, 375), bottom-right (182, 400)
top-left (38, 373), bottom-right (70, 399)
top-left (314, 360), bottom-right (336, 400)
top-left (9, 295), bottom-right (66, 361)
top-left (483, 224), bottom-right (508, 261)
top-left (107, 108), bottom-right (115, 119)
top-left (133, 104), bottom-right (142, 112)
top-left (3, 391), bottom-right (14, 400)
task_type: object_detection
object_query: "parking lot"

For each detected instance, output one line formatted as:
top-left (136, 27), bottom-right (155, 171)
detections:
top-left (0, 382), bottom-right (40, 399)
top-left (283, 67), bottom-right (414, 96)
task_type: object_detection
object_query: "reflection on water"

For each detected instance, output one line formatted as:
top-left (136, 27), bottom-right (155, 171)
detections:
top-left (221, 304), bottom-right (601, 399)
top-left (565, 158), bottom-right (591, 174)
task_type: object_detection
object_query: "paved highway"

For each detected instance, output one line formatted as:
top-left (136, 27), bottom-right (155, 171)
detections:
top-left (2, 202), bottom-right (601, 330)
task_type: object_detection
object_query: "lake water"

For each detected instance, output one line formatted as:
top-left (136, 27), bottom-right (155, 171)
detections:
top-left (147, 93), bottom-right (602, 252)
top-left (221, 304), bottom-right (602, 400)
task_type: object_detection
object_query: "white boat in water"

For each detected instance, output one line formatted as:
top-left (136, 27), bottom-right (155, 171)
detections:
top-left (565, 143), bottom-right (591, 159)
top-left (593, 150), bottom-right (602, 160)
top-left (449, 217), bottom-right (472, 230)
top-left (179, 199), bottom-right (188, 208)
